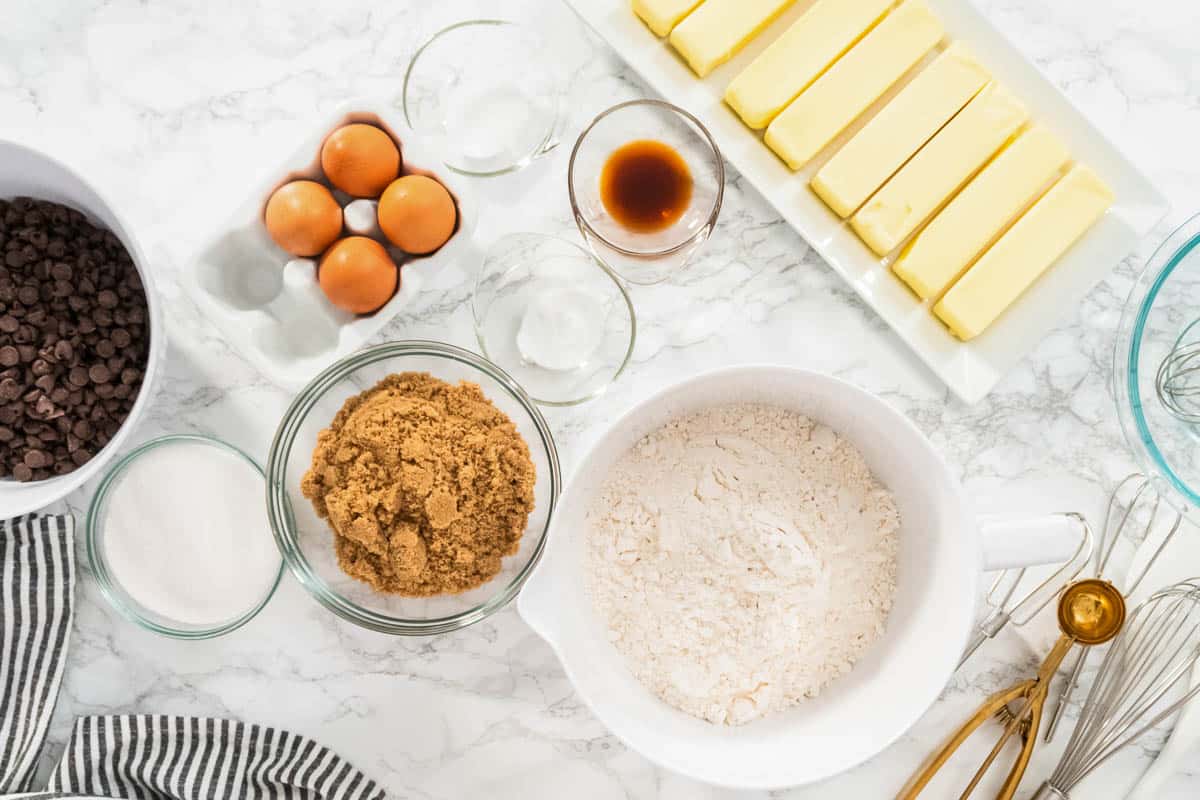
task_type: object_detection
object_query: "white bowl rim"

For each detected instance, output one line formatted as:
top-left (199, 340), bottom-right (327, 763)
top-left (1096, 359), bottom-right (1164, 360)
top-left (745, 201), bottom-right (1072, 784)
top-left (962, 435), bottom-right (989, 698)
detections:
top-left (0, 139), bottom-right (165, 516)
top-left (518, 364), bottom-right (976, 790)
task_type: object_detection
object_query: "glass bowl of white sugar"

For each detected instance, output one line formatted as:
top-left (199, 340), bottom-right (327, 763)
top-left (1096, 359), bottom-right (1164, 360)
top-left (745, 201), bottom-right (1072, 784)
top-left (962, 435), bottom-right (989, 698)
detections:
top-left (86, 434), bottom-right (284, 639)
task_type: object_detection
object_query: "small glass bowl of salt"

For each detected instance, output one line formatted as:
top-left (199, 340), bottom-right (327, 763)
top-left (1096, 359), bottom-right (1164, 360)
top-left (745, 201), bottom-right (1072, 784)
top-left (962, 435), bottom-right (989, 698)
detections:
top-left (472, 232), bottom-right (635, 406)
top-left (87, 434), bottom-right (283, 639)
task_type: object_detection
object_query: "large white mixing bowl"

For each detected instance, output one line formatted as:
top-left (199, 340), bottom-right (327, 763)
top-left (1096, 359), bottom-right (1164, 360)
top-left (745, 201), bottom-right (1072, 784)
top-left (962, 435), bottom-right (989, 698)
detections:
top-left (0, 141), bottom-right (164, 516)
top-left (518, 365), bottom-right (1079, 789)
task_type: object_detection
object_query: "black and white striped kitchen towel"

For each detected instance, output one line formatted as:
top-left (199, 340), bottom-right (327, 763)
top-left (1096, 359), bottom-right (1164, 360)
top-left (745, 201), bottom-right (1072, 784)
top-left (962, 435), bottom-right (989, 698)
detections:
top-left (0, 514), bottom-right (75, 794)
top-left (1, 513), bottom-right (386, 799)
top-left (44, 716), bottom-right (387, 799)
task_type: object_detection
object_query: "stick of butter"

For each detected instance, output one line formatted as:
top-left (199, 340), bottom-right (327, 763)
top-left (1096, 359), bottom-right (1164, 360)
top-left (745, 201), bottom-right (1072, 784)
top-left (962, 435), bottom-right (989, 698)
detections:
top-left (724, 0), bottom-right (895, 130)
top-left (893, 126), bottom-right (1070, 300)
top-left (762, 0), bottom-right (943, 171)
top-left (850, 82), bottom-right (1028, 255)
top-left (933, 165), bottom-right (1114, 340)
top-left (811, 42), bottom-right (990, 218)
top-left (668, 0), bottom-right (795, 78)
top-left (632, 0), bottom-right (705, 37)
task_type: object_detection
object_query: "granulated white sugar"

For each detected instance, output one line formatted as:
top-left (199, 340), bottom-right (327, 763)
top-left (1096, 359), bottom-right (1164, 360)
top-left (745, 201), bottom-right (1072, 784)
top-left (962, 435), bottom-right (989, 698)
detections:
top-left (586, 403), bottom-right (900, 725)
top-left (102, 440), bottom-right (280, 627)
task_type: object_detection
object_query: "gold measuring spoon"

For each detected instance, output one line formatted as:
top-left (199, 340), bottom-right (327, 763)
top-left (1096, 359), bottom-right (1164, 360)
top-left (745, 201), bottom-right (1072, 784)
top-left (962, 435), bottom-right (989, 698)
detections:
top-left (897, 579), bottom-right (1125, 800)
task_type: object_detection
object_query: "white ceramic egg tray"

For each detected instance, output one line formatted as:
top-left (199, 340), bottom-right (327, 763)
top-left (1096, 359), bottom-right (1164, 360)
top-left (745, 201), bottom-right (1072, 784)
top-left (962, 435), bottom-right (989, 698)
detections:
top-left (184, 108), bottom-right (475, 391)
top-left (564, 0), bottom-right (1169, 403)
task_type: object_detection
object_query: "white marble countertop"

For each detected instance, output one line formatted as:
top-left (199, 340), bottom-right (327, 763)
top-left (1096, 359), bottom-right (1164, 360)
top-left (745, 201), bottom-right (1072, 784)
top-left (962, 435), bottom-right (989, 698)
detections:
top-left (6, 0), bottom-right (1200, 796)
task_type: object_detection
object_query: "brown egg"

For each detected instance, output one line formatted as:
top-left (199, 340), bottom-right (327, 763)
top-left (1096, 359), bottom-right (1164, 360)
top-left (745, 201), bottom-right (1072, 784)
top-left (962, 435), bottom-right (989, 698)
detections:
top-left (264, 180), bottom-right (343, 256)
top-left (377, 175), bottom-right (457, 254)
top-left (321, 124), bottom-right (401, 198)
top-left (318, 236), bottom-right (398, 314)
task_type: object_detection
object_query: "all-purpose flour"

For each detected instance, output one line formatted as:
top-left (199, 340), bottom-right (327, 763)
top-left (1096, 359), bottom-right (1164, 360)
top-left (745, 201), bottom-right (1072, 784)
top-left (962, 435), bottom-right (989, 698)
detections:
top-left (586, 403), bottom-right (900, 725)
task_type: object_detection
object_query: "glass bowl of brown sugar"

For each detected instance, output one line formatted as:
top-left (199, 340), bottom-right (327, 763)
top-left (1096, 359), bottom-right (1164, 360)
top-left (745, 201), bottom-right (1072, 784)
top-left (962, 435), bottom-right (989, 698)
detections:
top-left (266, 340), bottom-right (561, 635)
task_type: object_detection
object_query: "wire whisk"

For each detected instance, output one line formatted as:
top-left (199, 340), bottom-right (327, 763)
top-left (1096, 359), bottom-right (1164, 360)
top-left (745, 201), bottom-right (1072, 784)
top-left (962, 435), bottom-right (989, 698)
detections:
top-left (1031, 579), bottom-right (1200, 799)
top-left (1045, 474), bottom-right (1185, 741)
top-left (1156, 318), bottom-right (1200, 424)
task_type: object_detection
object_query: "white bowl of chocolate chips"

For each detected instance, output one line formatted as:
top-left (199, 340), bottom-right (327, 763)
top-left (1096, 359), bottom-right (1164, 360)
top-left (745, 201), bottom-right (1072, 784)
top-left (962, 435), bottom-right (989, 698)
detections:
top-left (0, 140), bottom-right (163, 515)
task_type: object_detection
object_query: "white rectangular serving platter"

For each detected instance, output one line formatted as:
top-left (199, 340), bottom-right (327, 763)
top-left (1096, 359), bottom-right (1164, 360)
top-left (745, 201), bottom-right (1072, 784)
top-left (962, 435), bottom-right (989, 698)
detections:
top-left (184, 106), bottom-right (475, 392)
top-left (564, 0), bottom-right (1168, 403)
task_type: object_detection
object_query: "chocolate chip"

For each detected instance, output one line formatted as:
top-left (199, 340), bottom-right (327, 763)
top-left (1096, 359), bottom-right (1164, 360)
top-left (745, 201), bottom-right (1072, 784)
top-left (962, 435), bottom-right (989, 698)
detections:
top-left (0, 196), bottom-right (148, 481)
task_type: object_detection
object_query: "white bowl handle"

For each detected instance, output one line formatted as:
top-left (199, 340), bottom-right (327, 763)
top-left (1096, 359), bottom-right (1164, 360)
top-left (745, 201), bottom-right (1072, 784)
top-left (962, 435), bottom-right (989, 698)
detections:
top-left (978, 512), bottom-right (1089, 572)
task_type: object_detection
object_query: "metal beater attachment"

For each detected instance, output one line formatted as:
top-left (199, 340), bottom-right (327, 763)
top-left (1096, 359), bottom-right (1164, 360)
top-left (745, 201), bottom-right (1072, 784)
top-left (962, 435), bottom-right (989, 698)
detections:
top-left (1030, 580), bottom-right (1200, 799)
top-left (1156, 318), bottom-right (1200, 424)
top-left (959, 514), bottom-right (1094, 668)
top-left (1044, 473), bottom-right (1186, 741)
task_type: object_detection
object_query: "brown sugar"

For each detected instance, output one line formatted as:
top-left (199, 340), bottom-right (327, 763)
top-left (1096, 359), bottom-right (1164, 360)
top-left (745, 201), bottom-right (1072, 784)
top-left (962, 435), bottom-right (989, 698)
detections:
top-left (300, 372), bottom-right (537, 596)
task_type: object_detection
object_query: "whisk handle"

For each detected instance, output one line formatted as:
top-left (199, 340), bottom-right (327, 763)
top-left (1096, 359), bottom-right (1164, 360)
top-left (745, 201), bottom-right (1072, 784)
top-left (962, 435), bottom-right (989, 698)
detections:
top-left (1044, 648), bottom-right (1088, 742)
top-left (1030, 784), bottom-right (1068, 800)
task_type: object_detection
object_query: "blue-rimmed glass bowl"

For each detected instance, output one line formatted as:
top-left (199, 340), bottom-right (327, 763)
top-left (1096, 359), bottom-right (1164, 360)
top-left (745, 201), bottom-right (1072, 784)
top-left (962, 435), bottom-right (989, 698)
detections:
top-left (1115, 212), bottom-right (1200, 516)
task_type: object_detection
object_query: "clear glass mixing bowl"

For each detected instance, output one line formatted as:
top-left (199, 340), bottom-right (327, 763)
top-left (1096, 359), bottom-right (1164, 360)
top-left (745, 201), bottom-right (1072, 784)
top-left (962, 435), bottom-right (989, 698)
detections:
top-left (266, 341), bottom-right (561, 635)
top-left (1115, 211), bottom-right (1200, 517)
top-left (87, 434), bottom-right (284, 639)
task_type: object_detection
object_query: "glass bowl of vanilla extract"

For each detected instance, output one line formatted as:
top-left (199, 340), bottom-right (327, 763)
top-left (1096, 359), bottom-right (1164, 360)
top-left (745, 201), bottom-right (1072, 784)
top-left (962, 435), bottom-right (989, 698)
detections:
top-left (568, 99), bottom-right (724, 285)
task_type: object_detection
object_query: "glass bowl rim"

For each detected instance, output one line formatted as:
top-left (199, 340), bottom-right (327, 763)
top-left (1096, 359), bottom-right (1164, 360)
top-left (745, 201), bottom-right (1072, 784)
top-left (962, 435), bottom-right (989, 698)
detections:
top-left (1116, 210), bottom-right (1200, 515)
top-left (86, 433), bottom-right (285, 640)
top-left (567, 98), bottom-right (725, 260)
top-left (266, 339), bottom-right (563, 635)
top-left (401, 18), bottom-right (562, 178)
top-left (470, 231), bottom-right (638, 407)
